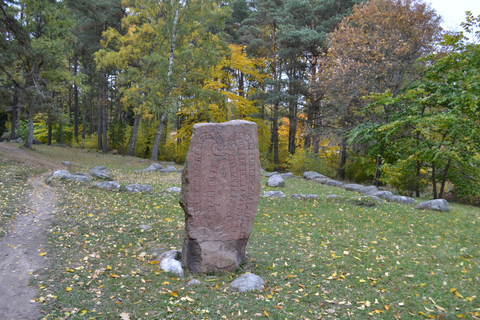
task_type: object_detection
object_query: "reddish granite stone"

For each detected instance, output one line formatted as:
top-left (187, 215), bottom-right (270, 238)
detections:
top-left (180, 120), bottom-right (261, 273)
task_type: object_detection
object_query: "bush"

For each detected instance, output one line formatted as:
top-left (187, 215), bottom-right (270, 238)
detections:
top-left (287, 148), bottom-right (339, 177)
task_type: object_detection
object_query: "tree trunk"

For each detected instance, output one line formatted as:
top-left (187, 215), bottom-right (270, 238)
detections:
top-left (10, 87), bottom-right (19, 140)
top-left (151, 113), bottom-right (167, 161)
top-left (288, 99), bottom-right (297, 155)
top-left (373, 154), bottom-right (383, 187)
top-left (74, 56), bottom-right (79, 142)
top-left (415, 160), bottom-right (421, 197)
top-left (47, 124), bottom-right (52, 145)
top-left (128, 112), bottom-right (141, 156)
top-left (339, 136), bottom-right (348, 180)
top-left (102, 93), bottom-right (108, 153)
top-left (432, 161), bottom-right (437, 199)
top-left (439, 158), bottom-right (451, 199)
top-left (82, 93), bottom-right (87, 140)
top-left (24, 110), bottom-right (34, 149)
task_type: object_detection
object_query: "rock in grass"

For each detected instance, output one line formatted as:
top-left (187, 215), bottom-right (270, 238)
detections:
top-left (343, 184), bottom-right (364, 192)
top-left (61, 161), bottom-right (71, 166)
top-left (414, 199), bottom-right (450, 212)
top-left (303, 171), bottom-right (326, 180)
top-left (291, 194), bottom-right (319, 200)
top-left (126, 184), bottom-right (152, 193)
top-left (281, 172), bottom-right (294, 178)
top-left (360, 186), bottom-right (379, 194)
top-left (48, 170), bottom-right (91, 183)
top-left (186, 279), bottom-right (201, 286)
top-left (325, 180), bottom-right (344, 187)
top-left (159, 165), bottom-right (177, 173)
top-left (230, 273), bottom-right (265, 292)
top-left (266, 174), bottom-right (284, 187)
top-left (349, 196), bottom-right (384, 207)
top-left (369, 191), bottom-right (394, 200)
top-left (89, 166), bottom-right (112, 180)
top-left (93, 181), bottom-right (120, 191)
top-left (263, 191), bottom-right (286, 198)
top-left (165, 187), bottom-right (182, 193)
top-left (313, 177), bottom-right (331, 184)
top-left (263, 171), bottom-right (278, 177)
top-left (389, 195), bottom-right (415, 205)
top-left (160, 258), bottom-right (183, 277)
top-left (135, 163), bottom-right (163, 173)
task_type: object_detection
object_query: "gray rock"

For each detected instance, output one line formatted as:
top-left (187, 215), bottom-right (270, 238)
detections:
top-left (126, 184), bottom-right (152, 193)
top-left (159, 165), bottom-right (177, 173)
top-left (61, 161), bottom-right (71, 166)
top-left (49, 170), bottom-right (92, 183)
top-left (165, 187), bottom-right (182, 193)
top-left (291, 194), bottom-right (318, 200)
top-left (281, 172), bottom-right (294, 178)
top-left (263, 171), bottom-right (278, 177)
top-left (326, 194), bottom-right (344, 199)
top-left (343, 184), bottom-right (364, 192)
top-left (414, 199), bottom-right (450, 212)
top-left (92, 181), bottom-right (120, 191)
top-left (186, 279), bottom-right (201, 286)
top-left (325, 180), bottom-right (344, 187)
top-left (349, 196), bottom-right (384, 207)
top-left (134, 163), bottom-right (163, 173)
top-left (266, 174), bottom-right (284, 187)
top-left (140, 225), bottom-right (152, 230)
top-left (389, 195), bottom-right (415, 205)
top-left (263, 191), bottom-right (286, 198)
top-left (90, 166), bottom-right (112, 180)
top-left (33, 139), bottom-right (42, 145)
top-left (360, 186), bottom-right (379, 194)
top-left (160, 258), bottom-right (183, 277)
top-left (369, 190), bottom-right (394, 200)
top-left (52, 170), bottom-right (71, 178)
top-left (11, 138), bottom-right (23, 143)
top-left (303, 171), bottom-right (326, 180)
top-left (229, 273), bottom-right (265, 292)
top-left (158, 249), bottom-right (181, 261)
top-left (313, 177), bottom-right (331, 184)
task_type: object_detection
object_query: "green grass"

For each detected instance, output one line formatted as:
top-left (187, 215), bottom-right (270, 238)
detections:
top-left (8, 145), bottom-right (480, 319)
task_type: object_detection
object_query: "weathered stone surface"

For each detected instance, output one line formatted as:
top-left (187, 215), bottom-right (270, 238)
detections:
top-left (180, 120), bottom-right (261, 274)
top-left (266, 174), bottom-right (284, 187)
top-left (229, 273), bottom-right (265, 292)
top-left (263, 191), bottom-right (286, 198)
top-left (343, 184), bottom-right (364, 192)
top-left (313, 177), bottom-right (331, 184)
top-left (160, 258), bottom-right (183, 276)
top-left (263, 171), bottom-right (278, 177)
top-left (414, 199), bottom-right (450, 212)
top-left (186, 279), bottom-right (201, 286)
top-left (349, 196), bottom-right (384, 207)
top-left (360, 186), bottom-right (379, 194)
top-left (126, 184), bottom-right (152, 193)
top-left (303, 171), bottom-right (326, 180)
top-left (389, 195), bottom-right (415, 205)
top-left (61, 161), bottom-right (71, 166)
top-left (369, 190), bottom-right (394, 200)
top-left (165, 187), bottom-right (182, 193)
top-left (135, 163), bottom-right (163, 173)
top-left (281, 172), bottom-right (294, 178)
top-left (326, 194), bottom-right (344, 200)
top-left (93, 181), bottom-right (120, 191)
top-left (48, 170), bottom-right (92, 183)
top-left (160, 165), bottom-right (177, 173)
top-left (291, 194), bottom-right (318, 200)
top-left (89, 166), bottom-right (112, 180)
top-left (325, 180), bottom-right (344, 187)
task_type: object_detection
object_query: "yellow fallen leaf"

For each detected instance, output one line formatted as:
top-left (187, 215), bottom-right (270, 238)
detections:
top-left (170, 291), bottom-right (178, 297)
top-left (263, 309), bottom-right (270, 317)
top-left (65, 269), bottom-right (74, 272)
top-left (109, 274), bottom-right (120, 278)
top-left (273, 305), bottom-right (283, 309)
top-left (451, 288), bottom-right (464, 299)
top-left (66, 287), bottom-right (72, 291)
top-left (286, 275), bottom-right (297, 278)
top-left (39, 252), bottom-right (46, 256)
top-left (385, 304), bottom-right (390, 311)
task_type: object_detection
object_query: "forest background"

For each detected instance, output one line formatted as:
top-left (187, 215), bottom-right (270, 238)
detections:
top-left (1, 0), bottom-right (480, 203)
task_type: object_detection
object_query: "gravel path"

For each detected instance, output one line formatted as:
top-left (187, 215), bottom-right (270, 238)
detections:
top-left (0, 143), bottom-right (61, 320)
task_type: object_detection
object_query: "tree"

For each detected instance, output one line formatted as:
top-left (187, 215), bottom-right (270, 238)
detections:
top-left (351, 12), bottom-right (480, 199)
top-left (323, 0), bottom-right (442, 182)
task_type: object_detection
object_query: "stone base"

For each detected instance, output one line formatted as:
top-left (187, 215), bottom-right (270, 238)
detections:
top-left (182, 238), bottom-right (248, 273)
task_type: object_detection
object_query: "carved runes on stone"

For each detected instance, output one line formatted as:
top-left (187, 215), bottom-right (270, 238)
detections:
top-left (180, 120), bottom-right (261, 273)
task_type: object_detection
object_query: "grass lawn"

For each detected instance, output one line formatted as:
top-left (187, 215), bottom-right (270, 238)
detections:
top-left (7, 145), bottom-right (480, 319)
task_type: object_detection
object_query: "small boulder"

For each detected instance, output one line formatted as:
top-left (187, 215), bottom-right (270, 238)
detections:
top-left (414, 199), bottom-right (450, 212)
top-left (93, 181), bottom-right (120, 191)
top-left (291, 194), bottom-right (319, 200)
top-left (266, 174), bottom-right (284, 187)
top-left (389, 196), bottom-right (415, 205)
top-left (303, 171), bottom-right (326, 180)
top-left (263, 191), bottom-right (286, 198)
top-left (360, 186), bottom-right (379, 194)
top-left (349, 196), bottom-right (384, 207)
top-left (313, 177), bottom-right (331, 184)
top-left (229, 273), bottom-right (265, 292)
top-left (61, 161), bottom-right (71, 166)
top-left (52, 170), bottom-right (71, 178)
top-left (325, 180), bottom-right (344, 187)
top-left (134, 163), bottom-right (163, 173)
top-left (369, 190), bottom-right (394, 200)
top-left (159, 165), bottom-right (177, 173)
top-left (140, 225), bottom-right (152, 231)
top-left (326, 194), bottom-right (344, 200)
top-left (186, 279), bottom-right (201, 286)
top-left (165, 187), bottom-right (182, 193)
top-left (90, 166), bottom-right (112, 180)
top-left (343, 184), bottom-right (364, 192)
top-left (160, 258), bottom-right (183, 277)
top-left (263, 171), bottom-right (278, 177)
top-left (281, 172), bottom-right (294, 178)
top-left (126, 184), bottom-right (152, 193)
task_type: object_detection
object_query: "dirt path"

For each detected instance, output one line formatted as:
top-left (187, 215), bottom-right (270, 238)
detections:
top-left (0, 143), bottom-right (61, 320)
